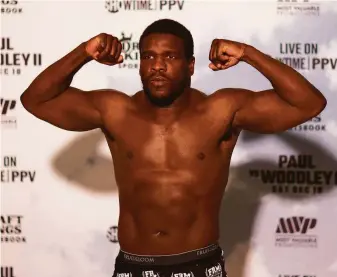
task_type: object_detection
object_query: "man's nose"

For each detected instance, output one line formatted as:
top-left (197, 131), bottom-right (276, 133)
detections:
top-left (151, 57), bottom-right (167, 72)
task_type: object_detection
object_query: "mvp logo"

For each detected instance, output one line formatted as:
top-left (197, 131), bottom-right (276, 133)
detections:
top-left (276, 217), bottom-right (317, 234)
top-left (0, 98), bottom-right (16, 115)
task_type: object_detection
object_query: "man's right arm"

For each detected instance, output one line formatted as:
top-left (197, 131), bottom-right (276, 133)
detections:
top-left (20, 33), bottom-right (123, 131)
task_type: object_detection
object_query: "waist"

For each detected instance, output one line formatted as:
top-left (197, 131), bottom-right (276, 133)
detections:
top-left (117, 243), bottom-right (222, 266)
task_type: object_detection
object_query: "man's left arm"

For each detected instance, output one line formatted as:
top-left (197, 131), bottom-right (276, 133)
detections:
top-left (209, 40), bottom-right (327, 133)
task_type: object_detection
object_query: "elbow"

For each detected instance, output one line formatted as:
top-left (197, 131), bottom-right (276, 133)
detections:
top-left (306, 95), bottom-right (327, 120)
top-left (20, 93), bottom-right (30, 112)
top-left (314, 95), bottom-right (327, 115)
top-left (20, 92), bottom-right (36, 113)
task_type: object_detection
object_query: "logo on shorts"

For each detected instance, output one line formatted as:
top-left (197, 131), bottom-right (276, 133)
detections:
top-left (172, 272), bottom-right (194, 277)
top-left (116, 273), bottom-right (132, 277)
top-left (205, 263), bottom-right (222, 277)
top-left (142, 270), bottom-right (160, 277)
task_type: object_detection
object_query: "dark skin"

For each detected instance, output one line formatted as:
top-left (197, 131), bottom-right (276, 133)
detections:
top-left (21, 32), bottom-right (326, 255)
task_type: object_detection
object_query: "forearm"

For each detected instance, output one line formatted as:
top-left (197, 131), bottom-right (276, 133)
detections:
top-left (242, 45), bottom-right (326, 109)
top-left (21, 43), bottom-right (92, 105)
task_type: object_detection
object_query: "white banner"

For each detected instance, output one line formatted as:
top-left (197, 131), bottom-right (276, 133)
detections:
top-left (1, 1), bottom-right (337, 277)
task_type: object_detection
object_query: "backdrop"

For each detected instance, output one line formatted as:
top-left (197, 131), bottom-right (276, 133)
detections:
top-left (1, 0), bottom-right (337, 277)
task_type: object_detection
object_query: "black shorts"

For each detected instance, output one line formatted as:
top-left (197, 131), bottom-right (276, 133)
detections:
top-left (112, 244), bottom-right (227, 277)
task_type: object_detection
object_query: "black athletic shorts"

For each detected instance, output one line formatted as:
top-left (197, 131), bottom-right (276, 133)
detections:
top-left (112, 244), bottom-right (227, 277)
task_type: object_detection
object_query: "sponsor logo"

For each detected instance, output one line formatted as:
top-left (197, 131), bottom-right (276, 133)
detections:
top-left (124, 254), bottom-right (155, 263)
top-left (275, 216), bottom-right (317, 248)
top-left (276, 0), bottom-right (320, 16)
top-left (142, 271), bottom-right (160, 277)
top-left (249, 155), bottom-right (337, 195)
top-left (275, 42), bottom-right (337, 72)
top-left (106, 225), bottom-right (118, 243)
top-left (172, 272), bottom-right (194, 277)
top-left (118, 32), bottom-right (139, 69)
top-left (1, 98), bottom-right (17, 129)
top-left (1, 156), bottom-right (37, 183)
top-left (289, 114), bottom-right (325, 133)
top-left (117, 274), bottom-right (133, 277)
top-left (196, 244), bottom-right (218, 256)
top-left (1, 215), bottom-right (26, 243)
top-left (1, 266), bottom-right (16, 277)
top-left (205, 264), bottom-right (222, 277)
top-left (1, 37), bottom-right (43, 76)
top-left (1, 0), bottom-right (22, 14)
top-left (105, 0), bottom-right (185, 13)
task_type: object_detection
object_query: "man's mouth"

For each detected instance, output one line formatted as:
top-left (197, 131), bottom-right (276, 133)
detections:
top-left (150, 77), bottom-right (168, 86)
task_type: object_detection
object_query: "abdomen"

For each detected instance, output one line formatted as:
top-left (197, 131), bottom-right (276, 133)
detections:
top-left (116, 168), bottom-right (228, 255)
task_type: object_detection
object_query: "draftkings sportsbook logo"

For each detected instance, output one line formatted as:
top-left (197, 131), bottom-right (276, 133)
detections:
top-left (1, 0), bottom-right (22, 14)
top-left (1, 98), bottom-right (17, 129)
top-left (1, 215), bottom-right (26, 243)
top-left (118, 32), bottom-right (139, 69)
top-left (105, 0), bottom-right (185, 13)
top-left (275, 216), bottom-right (317, 248)
top-left (276, 0), bottom-right (320, 16)
top-left (106, 225), bottom-right (118, 243)
top-left (289, 114), bottom-right (325, 132)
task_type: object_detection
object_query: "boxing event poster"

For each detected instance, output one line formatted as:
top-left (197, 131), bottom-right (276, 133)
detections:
top-left (1, 0), bottom-right (337, 277)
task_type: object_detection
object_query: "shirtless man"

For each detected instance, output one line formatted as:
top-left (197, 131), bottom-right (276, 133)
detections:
top-left (20, 19), bottom-right (326, 277)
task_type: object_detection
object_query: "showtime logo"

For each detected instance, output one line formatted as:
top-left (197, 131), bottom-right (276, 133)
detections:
top-left (275, 216), bottom-right (317, 248)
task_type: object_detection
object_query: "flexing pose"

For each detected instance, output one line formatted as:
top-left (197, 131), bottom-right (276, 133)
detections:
top-left (21, 19), bottom-right (326, 277)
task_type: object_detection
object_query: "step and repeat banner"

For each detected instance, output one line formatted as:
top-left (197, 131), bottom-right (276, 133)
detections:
top-left (1, 0), bottom-right (337, 277)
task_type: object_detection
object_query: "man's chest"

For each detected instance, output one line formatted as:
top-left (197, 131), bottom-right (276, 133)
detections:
top-left (103, 109), bottom-right (237, 167)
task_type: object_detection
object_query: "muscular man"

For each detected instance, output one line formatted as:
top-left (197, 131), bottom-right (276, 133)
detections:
top-left (21, 19), bottom-right (326, 277)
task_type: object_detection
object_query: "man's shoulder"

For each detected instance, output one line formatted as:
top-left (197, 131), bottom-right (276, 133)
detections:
top-left (90, 88), bottom-right (130, 100)
top-left (211, 87), bottom-right (252, 98)
top-left (86, 89), bottom-right (135, 115)
top-left (89, 89), bottom-right (132, 105)
top-left (205, 87), bottom-right (251, 105)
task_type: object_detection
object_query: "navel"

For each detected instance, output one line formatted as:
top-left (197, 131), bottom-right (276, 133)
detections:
top-left (197, 152), bottom-right (206, 160)
top-left (154, 231), bottom-right (168, 237)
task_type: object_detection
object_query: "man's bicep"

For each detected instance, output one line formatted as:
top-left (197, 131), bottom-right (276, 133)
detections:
top-left (233, 89), bottom-right (311, 133)
top-left (27, 87), bottom-right (104, 131)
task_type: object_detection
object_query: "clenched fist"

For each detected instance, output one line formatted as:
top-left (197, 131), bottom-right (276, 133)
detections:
top-left (85, 33), bottom-right (124, 66)
top-left (209, 39), bottom-right (246, 71)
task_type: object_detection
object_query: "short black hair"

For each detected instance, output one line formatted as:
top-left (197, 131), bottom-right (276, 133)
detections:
top-left (139, 18), bottom-right (194, 60)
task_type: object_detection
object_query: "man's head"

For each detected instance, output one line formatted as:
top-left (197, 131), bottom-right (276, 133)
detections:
top-left (139, 19), bottom-right (195, 107)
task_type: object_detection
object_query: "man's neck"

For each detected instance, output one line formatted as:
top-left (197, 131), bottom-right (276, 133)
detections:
top-left (144, 88), bottom-right (193, 124)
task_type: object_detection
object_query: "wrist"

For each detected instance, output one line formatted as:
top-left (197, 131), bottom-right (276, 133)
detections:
top-left (79, 42), bottom-right (93, 62)
top-left (240, 44), bottom-right (256, 63)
